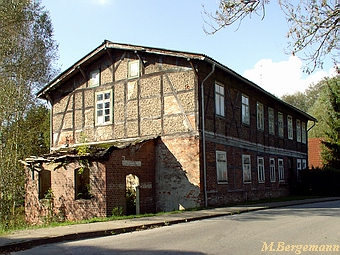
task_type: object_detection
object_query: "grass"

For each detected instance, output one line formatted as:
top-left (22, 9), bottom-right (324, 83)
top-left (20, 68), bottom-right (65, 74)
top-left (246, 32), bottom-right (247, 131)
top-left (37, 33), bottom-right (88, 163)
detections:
top-left (0, 195), bottom-right (324, 236)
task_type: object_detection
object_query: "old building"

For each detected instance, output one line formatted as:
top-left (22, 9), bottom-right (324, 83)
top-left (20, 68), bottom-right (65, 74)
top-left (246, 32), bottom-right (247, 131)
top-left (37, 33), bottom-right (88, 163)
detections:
top-left (24, 40), bottom-right (316, 224)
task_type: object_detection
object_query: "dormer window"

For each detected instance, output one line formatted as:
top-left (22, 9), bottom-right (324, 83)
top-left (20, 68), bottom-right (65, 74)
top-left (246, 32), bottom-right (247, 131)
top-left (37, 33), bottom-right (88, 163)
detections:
top-left (128, 60), bottom-right (140, 78)
top-left (89, 70), bottom-right (100, 87)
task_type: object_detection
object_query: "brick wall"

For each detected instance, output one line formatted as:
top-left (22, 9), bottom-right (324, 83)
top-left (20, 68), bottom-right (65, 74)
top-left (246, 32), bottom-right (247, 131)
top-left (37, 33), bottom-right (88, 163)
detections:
top-left (308, 138), bottom-right (323, 168)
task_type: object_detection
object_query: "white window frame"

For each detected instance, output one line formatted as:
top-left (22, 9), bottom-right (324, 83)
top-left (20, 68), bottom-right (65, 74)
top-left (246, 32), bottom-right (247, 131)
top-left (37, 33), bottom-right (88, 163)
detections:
top-left (257, 157), bottom-right (265, 183)
top-left (95, 90), bottom-right (112, 125)
top-left (128, 60), bottom-right (140, 78)
top-left (287, 115), bottom-right (293, 140)
top-left (242, 95), bottom-right (250, 125)
top-left (89, 69), bottom-right (100, 87)
top-left (216, 151), bottom-right (228, 183)
top-left (278, 112), bottom-right (284, 138)
top-left (301, 122), bottom-right (306, 144)
top-left (215, 83), bottom-right (225, 117)
top-left (296, 119), bottom-right (301, 142)
top-left (278, 159), bottom-right (284, 182)
top-left (270, 158), bottom-right (276, 182)
top-left (242, 155), bottom-right (251, 183)
top-left (257, 102), bottom-right (264, 131)
top-left (268, 107), bottom-right (275, 135)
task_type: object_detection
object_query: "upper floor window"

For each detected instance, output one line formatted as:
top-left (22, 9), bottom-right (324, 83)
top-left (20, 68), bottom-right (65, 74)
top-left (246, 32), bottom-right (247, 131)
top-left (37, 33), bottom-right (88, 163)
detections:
top-left (96, 90), bottom-right (112, 125)
top-left (257, 102), bottom-right (264, 131)
top-left (215, 83), bottom-right (225, 116)
top-left (270, 158), bottom-right (276, 182)
top-left (278, 112), bottom-right (284, 137)
top-left (257, 157), bottom-right (265, 183)
top-left (89, 70), bottom-right (100, 87)
top-left (301, 122), bottom-right (306, 144)
top-left (242, 95), bottom-right (250, 125)
top-left (242, 155), bottom-right (251, 183)
top-left (128, 60), bottom-right (140, 78)
top-left (287, 115), bottom-right (293, 140)
top-left (296, 119), bottom-right (301, 142)
top-left (216, 151), bottom-right (228, 183)
top-left (268, 107), bottom-right (275, 135)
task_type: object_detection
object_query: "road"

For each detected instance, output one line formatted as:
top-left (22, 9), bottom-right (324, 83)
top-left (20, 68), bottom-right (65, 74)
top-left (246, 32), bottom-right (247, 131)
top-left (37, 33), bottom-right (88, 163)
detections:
top-left (13, 200), bottom-right (340, 255)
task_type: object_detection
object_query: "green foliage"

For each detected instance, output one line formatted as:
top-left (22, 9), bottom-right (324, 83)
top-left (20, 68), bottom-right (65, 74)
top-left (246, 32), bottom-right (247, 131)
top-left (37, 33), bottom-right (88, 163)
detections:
top-left (126, 188), bottom-right (136, 215)
top-left (112, 207), bottom-right (123, 217)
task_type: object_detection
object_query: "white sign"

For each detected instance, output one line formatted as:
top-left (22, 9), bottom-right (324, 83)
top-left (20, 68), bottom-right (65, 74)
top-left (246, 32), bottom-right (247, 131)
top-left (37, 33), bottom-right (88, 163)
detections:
top-left (122, 160), bottom-right (141, 167)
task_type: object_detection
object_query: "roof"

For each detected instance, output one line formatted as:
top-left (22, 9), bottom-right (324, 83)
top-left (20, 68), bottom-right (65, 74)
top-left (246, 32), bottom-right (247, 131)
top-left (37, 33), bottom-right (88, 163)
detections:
top-left (37, 40), bottom-right (316, 121)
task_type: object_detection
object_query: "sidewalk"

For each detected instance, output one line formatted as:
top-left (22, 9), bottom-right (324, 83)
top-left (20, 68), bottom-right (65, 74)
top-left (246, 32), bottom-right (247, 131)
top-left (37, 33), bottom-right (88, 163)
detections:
top-left (1, 197), bottom-right (339, 254)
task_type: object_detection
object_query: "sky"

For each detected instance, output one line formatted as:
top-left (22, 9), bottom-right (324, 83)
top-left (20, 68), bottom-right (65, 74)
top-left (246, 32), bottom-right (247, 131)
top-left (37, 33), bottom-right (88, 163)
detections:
top-left (41, 0), bottom-right (337, 97)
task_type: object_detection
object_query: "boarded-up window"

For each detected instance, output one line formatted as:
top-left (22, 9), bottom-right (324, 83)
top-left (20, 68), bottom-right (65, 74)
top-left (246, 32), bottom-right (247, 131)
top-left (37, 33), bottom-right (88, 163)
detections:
top-left (242, 155), bottom-right (251, 183)
top-left (216, 151), bottom-right (227, 183)
top-left (278, 112), bottom-right (284, 137)
top-left (270, 158), bottom-right (276, 182)
top-left (89, 70), bottom-right (100, 87)
top-left (257, 102), bottom-right (264, 130)
top-left (268, 107), bottom-right (275, 135)
top-left (128, 60), bottom-right (140, 78)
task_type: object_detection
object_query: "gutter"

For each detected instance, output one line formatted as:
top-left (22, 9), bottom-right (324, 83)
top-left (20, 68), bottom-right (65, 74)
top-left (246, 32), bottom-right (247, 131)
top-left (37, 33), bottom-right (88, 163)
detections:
top-left (201, 63), bottom-right (215, 208)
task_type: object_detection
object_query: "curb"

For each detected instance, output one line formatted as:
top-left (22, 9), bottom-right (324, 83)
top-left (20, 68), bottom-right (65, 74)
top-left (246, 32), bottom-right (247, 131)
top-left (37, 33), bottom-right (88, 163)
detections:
top-left (1, 197), bottom-right (339, 254)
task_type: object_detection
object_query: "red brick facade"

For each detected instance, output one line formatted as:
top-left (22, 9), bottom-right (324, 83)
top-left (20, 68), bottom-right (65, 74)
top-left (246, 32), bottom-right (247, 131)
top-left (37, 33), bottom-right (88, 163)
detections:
top-left (308, 138), bottom-right (323, 168)
top-left (24, 41), bottom-right (315, 224)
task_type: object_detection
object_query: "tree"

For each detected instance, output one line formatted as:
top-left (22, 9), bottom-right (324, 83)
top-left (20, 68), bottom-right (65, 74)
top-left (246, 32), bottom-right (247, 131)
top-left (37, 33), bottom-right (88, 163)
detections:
top-left (0, 0), bottom-right (57, 230)
top-left (203, 0), bottom-right (339, 73)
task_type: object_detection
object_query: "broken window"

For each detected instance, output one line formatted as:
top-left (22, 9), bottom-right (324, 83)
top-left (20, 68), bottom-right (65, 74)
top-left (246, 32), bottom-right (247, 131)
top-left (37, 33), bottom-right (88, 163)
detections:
top-left (296, 119), bottom-right (301, 142)
top-left (287, 115), bottom-right (293, 140)
top-left (75, 168), bottom-right (92, 200)
top-left (257, 157), bottom-right (265, 183)
top-left (242, 95), bottom-right (250, 125)
top-left (38, 170), bottom-right (51, 199)
top-left (268, 107), bottom-right (275, 135)
top-left (278, 112), bottom-right (284, 138)
top-left (242, 155), bottom-right (251, 183)
top-left (89, 69), bottom-right (100, 87)
top-left (301, 122), bottom-right (306, 144)
top-left (257, 102), bottom-right (264, 131)
top-left (216, 151), bottom-right (227, 183)
top-left (95, 90), bottom-right (112, 125)
top-left (215, 83), bottom-right (225, 117)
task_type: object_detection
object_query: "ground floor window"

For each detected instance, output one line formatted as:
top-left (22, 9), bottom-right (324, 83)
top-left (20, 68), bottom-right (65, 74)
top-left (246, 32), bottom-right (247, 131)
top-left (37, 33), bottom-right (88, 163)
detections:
top-left (38, 170), bottom-right (51, 199)
top-left (216, 151), bottom-right (228, 183)
top-left (278, 159), bottom-right (284, 182)
top-left (270, 158), bottom-right (276, 182)
top-left (75, 168), bottom-right (92, 199)
top-left (257, 157), bottom-right (265, 183)
top-left (243, 155), bottom-right (251, 183)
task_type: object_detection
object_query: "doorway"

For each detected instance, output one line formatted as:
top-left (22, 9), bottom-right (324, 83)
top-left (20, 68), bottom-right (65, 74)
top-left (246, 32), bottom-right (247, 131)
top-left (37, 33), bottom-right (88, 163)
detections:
top-left (126, 174), bottom-right (140, 215)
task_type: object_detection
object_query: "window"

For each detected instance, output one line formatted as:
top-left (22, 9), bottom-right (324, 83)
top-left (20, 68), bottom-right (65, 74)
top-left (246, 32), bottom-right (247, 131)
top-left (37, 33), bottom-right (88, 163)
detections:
top-left (278, 112), bottom-right (284, 137)
top-left (278, 159), bottom-right (284, 182)
top-left (215, 83), bottom-right (225, 116)
top-left (242, 155), bottom-right (251, 183)
top-left (89, 70), bottom-right (100, 87)
top-left (75, 168), bottom-right (93, 200)
top-left (257, 102), bottom-right (264, 130)
top-left (297, 159), bottom-right (302, 181)
top-left (216, 151), bottom-right (227, 183)
top-left (242, 95), bottom-right (250, 125)
top-left (270, 158), bottom-right (276, 182)
top-left (268, 107), bottom-right (275, 135)
top-left (128, 60), bottom-right (140, 78)
top-left (287, 115), bottom-right (293, 140)
top-left (302, 159), bottom-right (307, 170)
top-left (301, 122), bottom-right (306, 144)
top-left (96, 90), bottom-right (112, 125)
top-left (296, 119), bottom-right (301, 142)
top-left (257, 157), bottom-right (265, 183)
top-left (38, 170), bottom-right (51, 199)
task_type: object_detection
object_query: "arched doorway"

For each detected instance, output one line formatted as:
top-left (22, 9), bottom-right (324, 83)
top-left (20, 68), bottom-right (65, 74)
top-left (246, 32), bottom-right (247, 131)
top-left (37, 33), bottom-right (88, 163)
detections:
top-left (126, 174), bottom-right (140, 215)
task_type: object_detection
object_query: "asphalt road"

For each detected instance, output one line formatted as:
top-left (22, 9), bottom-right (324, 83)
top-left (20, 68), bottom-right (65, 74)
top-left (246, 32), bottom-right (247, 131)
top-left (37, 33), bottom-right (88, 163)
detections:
top-left (13, 200), bottom-right (340, 255)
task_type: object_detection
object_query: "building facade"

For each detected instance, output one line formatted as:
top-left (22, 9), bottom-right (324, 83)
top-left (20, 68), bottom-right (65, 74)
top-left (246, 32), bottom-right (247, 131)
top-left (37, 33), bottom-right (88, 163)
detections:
top-left (24, 40), bottom-right (315, 224)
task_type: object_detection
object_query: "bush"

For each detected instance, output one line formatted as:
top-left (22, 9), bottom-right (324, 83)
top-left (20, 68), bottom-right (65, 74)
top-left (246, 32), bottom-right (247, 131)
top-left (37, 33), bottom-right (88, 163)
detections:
top-left (298, 167), bottom-right (340, 196)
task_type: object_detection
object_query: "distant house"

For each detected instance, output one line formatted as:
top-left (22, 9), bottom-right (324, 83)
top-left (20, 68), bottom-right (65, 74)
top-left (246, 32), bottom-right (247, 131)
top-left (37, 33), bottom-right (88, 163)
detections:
top-left (23, 40), bottom-right (316, 224)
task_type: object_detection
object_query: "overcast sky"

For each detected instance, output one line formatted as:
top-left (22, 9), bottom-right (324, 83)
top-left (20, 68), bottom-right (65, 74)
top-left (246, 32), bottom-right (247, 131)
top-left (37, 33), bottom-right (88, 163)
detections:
top-left (41, 0), bottom-right (337, 97)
